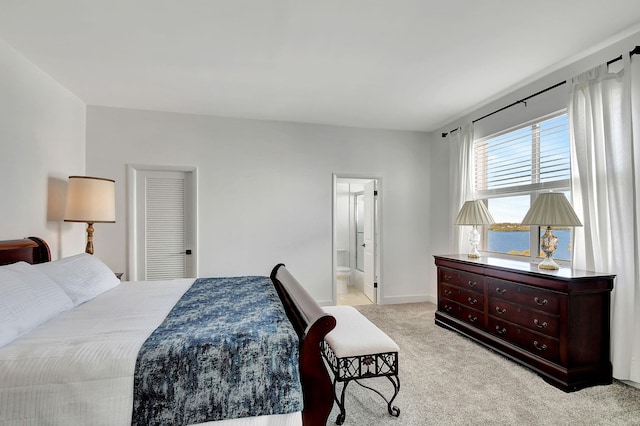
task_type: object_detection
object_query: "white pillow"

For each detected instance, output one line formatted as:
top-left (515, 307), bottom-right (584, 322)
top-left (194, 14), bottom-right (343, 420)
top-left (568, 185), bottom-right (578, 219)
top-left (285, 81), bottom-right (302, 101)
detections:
top-left (0, 261), bottom-right (74, 348)
top-left (35, 253), bottom-right (120, 306)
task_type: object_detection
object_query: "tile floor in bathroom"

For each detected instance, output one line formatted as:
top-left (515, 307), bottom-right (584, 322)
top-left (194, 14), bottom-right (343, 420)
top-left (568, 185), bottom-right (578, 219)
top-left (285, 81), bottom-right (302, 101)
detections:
top-left (337, 285), bottom-right (373, 306)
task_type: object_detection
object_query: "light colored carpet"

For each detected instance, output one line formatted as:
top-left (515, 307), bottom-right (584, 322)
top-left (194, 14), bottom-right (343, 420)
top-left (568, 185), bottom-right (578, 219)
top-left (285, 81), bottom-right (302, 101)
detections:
top-left (327, 302), bottom-right (640, 425)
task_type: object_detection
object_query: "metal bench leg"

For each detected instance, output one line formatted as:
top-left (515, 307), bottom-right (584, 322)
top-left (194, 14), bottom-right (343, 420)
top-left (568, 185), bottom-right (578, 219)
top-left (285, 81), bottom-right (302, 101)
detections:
top-left (386, 374), bottom-right (401, 417)
top-left (352, 374), bottom-right (401, 418)
top-left (333, 377), bottom-right (349, 425)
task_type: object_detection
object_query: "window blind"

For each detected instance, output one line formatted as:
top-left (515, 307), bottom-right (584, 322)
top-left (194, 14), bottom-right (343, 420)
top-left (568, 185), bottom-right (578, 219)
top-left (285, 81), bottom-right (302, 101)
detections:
top-left (145, 177), bottom-right (186, 280)
top-left (475, 114), bottom-right (570, 195)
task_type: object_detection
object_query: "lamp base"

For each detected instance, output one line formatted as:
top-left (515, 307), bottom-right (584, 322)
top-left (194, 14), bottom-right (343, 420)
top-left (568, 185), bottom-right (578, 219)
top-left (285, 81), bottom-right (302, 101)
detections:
top-left (467, 226), bottom-right (481, 258)
top-left (537, 226), bottom-right (559, 270)
top-left (85, 222), bottom-right (94, 255)
top-left (537, 256), bottom-right (559, 270)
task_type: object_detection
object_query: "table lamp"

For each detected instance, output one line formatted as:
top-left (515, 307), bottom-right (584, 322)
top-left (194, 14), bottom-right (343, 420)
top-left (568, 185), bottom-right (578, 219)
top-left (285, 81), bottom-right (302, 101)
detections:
top-left (521, 192), bottom-right (582, 270)
top-left (64, 176), bottom-right (116, 254)
top-left (455, 200), bottom-right (495, 258)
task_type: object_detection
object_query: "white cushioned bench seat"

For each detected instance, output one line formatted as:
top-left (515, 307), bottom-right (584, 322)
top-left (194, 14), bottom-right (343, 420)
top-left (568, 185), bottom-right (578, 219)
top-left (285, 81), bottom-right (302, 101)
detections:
top-left (321, 305), bottom-right (400, 425)
top-left (323, 306), bottom-right (399, 357)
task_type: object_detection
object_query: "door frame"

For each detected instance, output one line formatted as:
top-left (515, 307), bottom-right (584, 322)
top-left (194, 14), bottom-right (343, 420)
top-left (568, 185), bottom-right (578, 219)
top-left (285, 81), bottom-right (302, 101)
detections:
top-left (332, 173), bottom-right (382, 305)
top-left (362, 180), bottom-right (377, 303)
top-left (127, 164), bottom-right (199, 280)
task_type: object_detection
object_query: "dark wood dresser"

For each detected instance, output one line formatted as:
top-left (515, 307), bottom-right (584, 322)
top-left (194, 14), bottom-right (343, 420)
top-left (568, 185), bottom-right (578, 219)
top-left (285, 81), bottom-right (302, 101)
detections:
top-left (434, 255), bottom-right (615, 392)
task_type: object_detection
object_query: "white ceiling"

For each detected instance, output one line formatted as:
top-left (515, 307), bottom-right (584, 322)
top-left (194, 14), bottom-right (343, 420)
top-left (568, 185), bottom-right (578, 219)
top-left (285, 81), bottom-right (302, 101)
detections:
top-left (1, 1), bottom-right (640, 132)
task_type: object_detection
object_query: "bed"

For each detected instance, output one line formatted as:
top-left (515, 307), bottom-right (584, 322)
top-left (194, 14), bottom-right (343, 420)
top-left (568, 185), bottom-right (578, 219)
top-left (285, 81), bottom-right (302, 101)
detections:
top-left (0, 237), bottom-right (336, 426)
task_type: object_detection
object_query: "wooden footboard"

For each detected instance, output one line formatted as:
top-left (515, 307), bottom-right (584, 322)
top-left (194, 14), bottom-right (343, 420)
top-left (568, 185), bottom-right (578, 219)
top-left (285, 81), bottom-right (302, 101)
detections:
top-left (271, 264), bottom-right (336, 426)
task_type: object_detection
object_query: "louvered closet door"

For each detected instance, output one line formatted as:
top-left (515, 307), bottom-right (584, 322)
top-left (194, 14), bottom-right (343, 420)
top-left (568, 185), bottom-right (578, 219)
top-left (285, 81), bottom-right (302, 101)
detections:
top-left (136, 170), bottom-right (193, 280)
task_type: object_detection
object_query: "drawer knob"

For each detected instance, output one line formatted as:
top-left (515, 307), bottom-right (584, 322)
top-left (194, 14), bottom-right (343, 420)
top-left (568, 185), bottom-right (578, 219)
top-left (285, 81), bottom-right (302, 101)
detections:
top-left (534, 297), bottom-right (548, 306)
top-left (468, 315), bottom-right (478, 323)
top-left (495, 287), bottom-right (507, 295)
top-left (495, 306), bottom-right (506, 315)
top-left (468, 280), bottom-right (477, 288)
top-left (444, 289), bottom-right (453, 296)
top-left (533, 341), bottom-right (548, 351)
top-left (495, 326), bottom-right (507, 335)
top-left (444, 274), bottom-right (452, 281)
top-left (443, 305), bottom-right (453, 313)
top-left (467, 297), bottom-right (478, 305)
top-left (533, 319), bottom-right (548, 329)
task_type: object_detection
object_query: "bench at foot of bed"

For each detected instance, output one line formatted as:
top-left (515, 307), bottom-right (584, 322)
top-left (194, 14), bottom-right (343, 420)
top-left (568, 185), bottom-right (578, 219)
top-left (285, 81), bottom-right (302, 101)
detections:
top-left (321, 305), bottom-right (400, 425)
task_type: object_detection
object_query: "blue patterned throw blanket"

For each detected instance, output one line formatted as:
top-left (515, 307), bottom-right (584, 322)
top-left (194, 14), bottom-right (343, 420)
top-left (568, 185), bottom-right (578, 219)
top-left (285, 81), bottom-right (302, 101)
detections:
top-left (131, 276), bottom-right (303, 425)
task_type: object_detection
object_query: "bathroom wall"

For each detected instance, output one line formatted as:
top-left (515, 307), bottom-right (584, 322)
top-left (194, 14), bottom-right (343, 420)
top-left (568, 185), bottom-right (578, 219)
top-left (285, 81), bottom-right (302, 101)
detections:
top-left (335, 179), bottom-right (369, 291)
top-left (335, 182), bottom-right (350, 265)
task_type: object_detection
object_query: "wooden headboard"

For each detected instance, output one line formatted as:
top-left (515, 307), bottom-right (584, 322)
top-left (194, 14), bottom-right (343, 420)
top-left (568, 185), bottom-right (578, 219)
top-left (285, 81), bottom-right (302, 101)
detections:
top-left (0, 237), bottom-right (51, 266)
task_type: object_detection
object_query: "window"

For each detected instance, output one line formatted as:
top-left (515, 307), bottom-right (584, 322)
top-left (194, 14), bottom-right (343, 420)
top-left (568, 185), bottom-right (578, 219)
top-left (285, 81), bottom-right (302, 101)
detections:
top-left (474, 112), bottom-right (572, 262)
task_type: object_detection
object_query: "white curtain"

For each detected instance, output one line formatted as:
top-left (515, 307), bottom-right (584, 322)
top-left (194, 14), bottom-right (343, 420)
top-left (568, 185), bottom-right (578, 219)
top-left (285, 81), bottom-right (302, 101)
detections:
top-left (449, 123), bottom-right (475, 253)
top-left (569, 56), bottom-right (640, 384)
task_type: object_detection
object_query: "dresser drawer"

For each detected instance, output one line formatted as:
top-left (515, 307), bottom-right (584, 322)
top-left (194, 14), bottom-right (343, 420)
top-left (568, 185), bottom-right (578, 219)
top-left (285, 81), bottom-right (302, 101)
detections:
top-left (489, 299), bottom-right (559, 337)
top-left (440, 267), bottom-right (484, 293)
top-left (441, 282), bottom-right (484, 309)
top-left (488, 317), bottom-right (560, 362)
top-left (488, 278), bottom-right (560, 315)
top-left (439, 300), bottom-right (483, 328)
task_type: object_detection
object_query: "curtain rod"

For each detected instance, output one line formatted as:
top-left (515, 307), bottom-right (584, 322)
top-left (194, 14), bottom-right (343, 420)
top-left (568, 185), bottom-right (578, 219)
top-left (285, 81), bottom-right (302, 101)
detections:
top-left (441, 46), bottom-right (639, 138)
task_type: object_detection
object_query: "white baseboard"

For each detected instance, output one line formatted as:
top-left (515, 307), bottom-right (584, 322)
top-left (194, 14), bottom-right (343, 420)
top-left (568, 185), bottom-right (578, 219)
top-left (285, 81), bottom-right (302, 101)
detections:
top-left (381, 294), bottom-right (436, 305)
top-left (321, 294), bottom-right (438, 306)
top-left (621, 379), bottom-right (640, 389)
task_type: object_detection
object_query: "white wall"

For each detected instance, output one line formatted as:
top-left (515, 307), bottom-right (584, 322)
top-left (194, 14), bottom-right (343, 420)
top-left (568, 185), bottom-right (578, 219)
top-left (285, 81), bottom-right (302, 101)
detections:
top-left (335, 182), bottom-right (350, 263)
top-left (428, 30), bottom-right (640, 300)
top-left (86, 106), bottom-right (431, 304)
top-left (0, 38), bottom-right (86, 259)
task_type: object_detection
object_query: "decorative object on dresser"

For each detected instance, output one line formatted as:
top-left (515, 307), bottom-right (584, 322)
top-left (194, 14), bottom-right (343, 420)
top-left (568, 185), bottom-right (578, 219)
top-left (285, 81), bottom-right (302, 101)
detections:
top-left (434, 255), bottom-right (614, 392)
top-left (64, 176), bottom-right (116, 255)
top-left (455, 200), bottom-right (495, 258)
top-left (520, 192), bottom-right (582, 270)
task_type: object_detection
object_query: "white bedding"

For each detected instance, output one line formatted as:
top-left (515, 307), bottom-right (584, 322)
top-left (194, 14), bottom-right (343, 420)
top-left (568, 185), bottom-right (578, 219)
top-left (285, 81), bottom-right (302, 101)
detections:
top-left (0, 279), bottom-right (301, 426)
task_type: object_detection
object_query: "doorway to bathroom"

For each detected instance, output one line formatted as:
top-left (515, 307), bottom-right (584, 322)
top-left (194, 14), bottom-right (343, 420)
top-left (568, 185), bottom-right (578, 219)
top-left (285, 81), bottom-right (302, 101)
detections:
top-left (333, 176), bottom-right (380, 306)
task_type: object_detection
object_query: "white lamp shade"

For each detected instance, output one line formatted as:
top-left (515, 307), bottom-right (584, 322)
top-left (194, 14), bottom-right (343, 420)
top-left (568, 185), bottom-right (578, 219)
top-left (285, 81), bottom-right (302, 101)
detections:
top-left (521, 192), bottom-right (582, 227)
top-left (64, 176), bottom-right (116, 223)
top-left (455, 200), bottom-right (495, 225)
